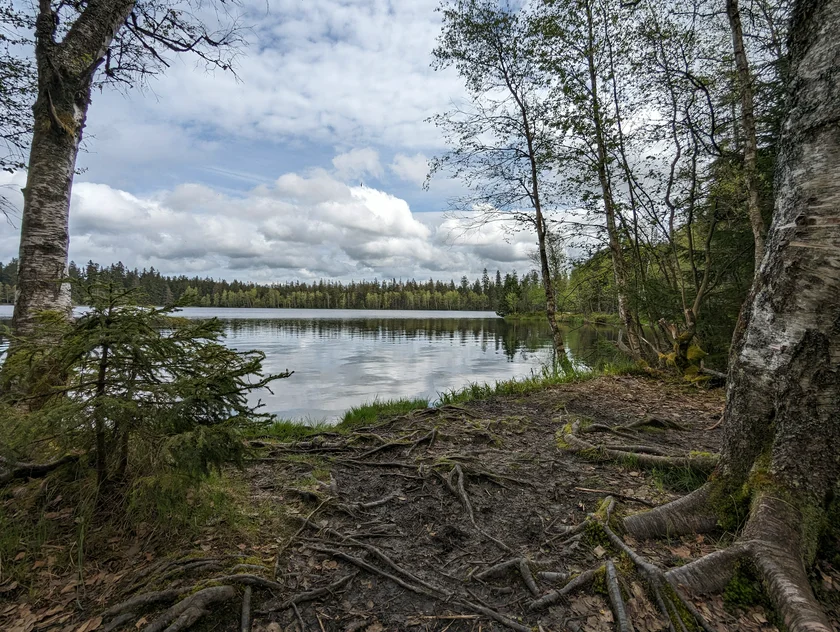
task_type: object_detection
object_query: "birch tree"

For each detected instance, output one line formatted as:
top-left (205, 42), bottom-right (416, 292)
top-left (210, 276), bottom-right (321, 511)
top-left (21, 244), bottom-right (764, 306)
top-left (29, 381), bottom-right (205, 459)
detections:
top-left (429, 0), bottom-right (571, 369)
top-left (623, 0), bottom-right (840, 628)
top-left (11, 0), bottom-right (243, 338)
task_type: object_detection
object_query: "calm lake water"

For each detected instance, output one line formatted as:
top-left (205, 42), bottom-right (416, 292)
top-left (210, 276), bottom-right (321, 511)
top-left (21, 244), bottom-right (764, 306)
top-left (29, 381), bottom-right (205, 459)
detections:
top-left (0, 306), bottom-right (621, 422)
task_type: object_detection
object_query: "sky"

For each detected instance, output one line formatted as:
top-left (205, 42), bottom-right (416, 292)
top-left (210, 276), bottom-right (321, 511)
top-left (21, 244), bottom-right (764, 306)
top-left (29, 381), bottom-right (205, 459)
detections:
top-left (0, 0), bottom-right (544, 284)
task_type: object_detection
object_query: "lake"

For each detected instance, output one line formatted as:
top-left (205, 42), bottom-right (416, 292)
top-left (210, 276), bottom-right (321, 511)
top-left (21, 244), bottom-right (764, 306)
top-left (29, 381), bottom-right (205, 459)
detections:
top-left (0, 306), bottom-right (621, 422)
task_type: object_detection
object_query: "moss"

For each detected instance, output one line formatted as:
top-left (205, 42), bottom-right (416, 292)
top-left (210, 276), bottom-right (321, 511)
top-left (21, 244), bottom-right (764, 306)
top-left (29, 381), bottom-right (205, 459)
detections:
top-left (686, 344), bottom-right (708, 361)
top-left (817, 492), bottom-right (840, 568)
top-left (591, 565), bottom-right (608, 595)
top-left (661, 582), bottom-right (701, 631)
top-left (583, 520), bottom-right (612, 549)
top-left (723, 560), bottom-right (766, 610)
top-left (555, 427), bottom-right (572, 449)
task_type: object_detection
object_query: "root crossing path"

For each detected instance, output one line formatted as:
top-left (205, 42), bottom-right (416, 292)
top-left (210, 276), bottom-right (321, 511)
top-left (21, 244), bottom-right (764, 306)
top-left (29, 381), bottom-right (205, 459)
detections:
top-left (40, 377), bottom-right (840, 632)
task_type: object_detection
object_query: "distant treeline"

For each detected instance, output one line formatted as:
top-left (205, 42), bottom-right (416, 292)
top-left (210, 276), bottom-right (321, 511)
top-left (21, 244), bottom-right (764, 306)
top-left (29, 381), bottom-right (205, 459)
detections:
top-left (0, 259), bottom-right (551, 313)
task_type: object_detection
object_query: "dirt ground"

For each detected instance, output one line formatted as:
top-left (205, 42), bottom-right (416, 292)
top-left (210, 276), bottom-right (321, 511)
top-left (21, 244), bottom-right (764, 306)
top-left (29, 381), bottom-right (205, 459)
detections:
top-left (3, 375), bottom-right (840, 632)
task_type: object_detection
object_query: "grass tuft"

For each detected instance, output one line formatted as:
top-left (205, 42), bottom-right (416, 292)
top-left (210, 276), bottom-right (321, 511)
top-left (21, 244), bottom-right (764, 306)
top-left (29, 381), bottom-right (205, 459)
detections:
top-left (338, 397), bottom-right (430, 429)
top-left (256, 419), bottom-right (333, 441)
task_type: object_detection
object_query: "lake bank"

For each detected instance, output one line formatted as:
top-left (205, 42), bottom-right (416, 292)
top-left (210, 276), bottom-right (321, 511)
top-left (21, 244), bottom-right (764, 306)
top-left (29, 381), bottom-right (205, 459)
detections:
top-left (9, 374), bottom-right (822, 632)
top-left (0, 306), bottom-right (627, 420)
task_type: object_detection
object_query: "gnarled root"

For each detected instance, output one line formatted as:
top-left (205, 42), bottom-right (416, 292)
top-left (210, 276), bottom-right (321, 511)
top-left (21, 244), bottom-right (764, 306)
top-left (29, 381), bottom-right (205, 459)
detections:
top-left (562, 421), bottom-right (718, 472)
top-left (743, 494), bottom-right (833, 632)
top-left (623, 484), bottom-right (718, 539)
top-left (605, 560), bottom-right (633, 632)
top-left (625, 489), bottom-right (835, 632)
top-left (143, 585), bottom-right (238, 632)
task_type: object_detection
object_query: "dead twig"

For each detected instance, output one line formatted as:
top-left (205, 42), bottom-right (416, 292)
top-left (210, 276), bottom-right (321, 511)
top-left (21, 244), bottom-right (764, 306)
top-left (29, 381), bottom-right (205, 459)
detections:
top-left (575, 487), bottom-right (656, 507)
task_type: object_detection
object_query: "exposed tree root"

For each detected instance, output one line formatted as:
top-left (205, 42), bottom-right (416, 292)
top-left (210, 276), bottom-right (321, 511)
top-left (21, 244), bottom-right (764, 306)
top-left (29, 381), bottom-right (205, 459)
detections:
top-left (307, 543), bottom-right (531, 631)
top-left (240, 586), bottom-right (252, 632)
top-left (623, 484), bottom-right (719, 539)
top-left (473, 557), bottom-right (542, 596)
top-left (142, 585), bottom-right (238, 632)
top-left (307, 544), bottom-right (438, 597)
top-left (664, 544), bottom-right (747, 594)
top-left (562, 421), bottom-right (718, 472)
top-left (528, 567), bottom-right (599, 611)
top-left (102, 587), bottom-right (189, 619)
top-left (440, 464), bottom-right (512, 552)
top-left (624, 484), bottom-right (837, 631)
top-left (605, 560), bottom-right (633, 632)
top-left (260, 572), bottom-right (357, 612)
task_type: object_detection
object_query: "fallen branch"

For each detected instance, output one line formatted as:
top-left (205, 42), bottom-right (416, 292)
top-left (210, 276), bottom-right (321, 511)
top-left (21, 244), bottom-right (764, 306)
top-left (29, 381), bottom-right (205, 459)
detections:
top-left (562, 421), bottom-right (718, 472)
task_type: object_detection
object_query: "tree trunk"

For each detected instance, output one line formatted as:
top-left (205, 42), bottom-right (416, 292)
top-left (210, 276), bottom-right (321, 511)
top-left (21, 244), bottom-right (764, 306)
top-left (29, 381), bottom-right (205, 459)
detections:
top-left (727, 0), bottom-right (767, 273)
top-left (11, 0), bottom-right (136, 338)
top-left (625, 0), bottom-right (840, 628)
top-left (583, 0), bottom-right (643, 360)
top-left (534, 208), bottom-right (571, 371)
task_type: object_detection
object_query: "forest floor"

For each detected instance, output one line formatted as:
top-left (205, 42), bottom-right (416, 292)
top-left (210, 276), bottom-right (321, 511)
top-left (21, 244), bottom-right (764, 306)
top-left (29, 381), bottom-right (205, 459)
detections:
top-left (3, 375), bottom-right (840, 632)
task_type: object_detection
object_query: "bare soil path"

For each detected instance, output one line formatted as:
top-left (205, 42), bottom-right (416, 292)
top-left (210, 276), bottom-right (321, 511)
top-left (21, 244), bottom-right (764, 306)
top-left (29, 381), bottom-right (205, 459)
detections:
top-left (4, 376), bottom-right (839, 632)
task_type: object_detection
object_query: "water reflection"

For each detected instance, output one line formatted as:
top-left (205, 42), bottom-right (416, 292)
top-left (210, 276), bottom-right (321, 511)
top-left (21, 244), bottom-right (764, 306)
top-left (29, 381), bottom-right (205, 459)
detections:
top-left (205, 312), bottom-right (622, 421)
top-left (0, 306), bottom-right (622, 422)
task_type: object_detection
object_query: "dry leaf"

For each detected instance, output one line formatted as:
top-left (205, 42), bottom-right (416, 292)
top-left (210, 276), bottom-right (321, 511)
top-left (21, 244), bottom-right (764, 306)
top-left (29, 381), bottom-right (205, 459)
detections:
top-left (14, 552), bottom-right (25, 561)
top-left (75, 616), bottom-right (102, 632)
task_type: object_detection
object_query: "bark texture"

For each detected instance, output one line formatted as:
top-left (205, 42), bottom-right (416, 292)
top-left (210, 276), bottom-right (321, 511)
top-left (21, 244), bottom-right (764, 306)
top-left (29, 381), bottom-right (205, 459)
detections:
top-left (12, 0), bottom-right (136, 337)
top-left (625, 0), bottom-right (840, 629)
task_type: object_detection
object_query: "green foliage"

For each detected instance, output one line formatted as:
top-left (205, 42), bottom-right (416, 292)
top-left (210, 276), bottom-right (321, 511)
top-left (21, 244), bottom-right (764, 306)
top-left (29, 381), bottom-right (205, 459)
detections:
top-left (256, 419), bottom-right (333, 441)
top-left (1, 283), bottom-right (291, 488)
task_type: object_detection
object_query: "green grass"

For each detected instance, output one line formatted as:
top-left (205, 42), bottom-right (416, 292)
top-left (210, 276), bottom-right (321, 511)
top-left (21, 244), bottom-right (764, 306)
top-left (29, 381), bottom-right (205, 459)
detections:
top-left (245, 397), bottom-right (429, 441)
top-left (338, 397), bottom-right (430, 429)
top-left (257, 419), bottom-right (333, 441)
top-left (437, 362), bottom-right (642, 406)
